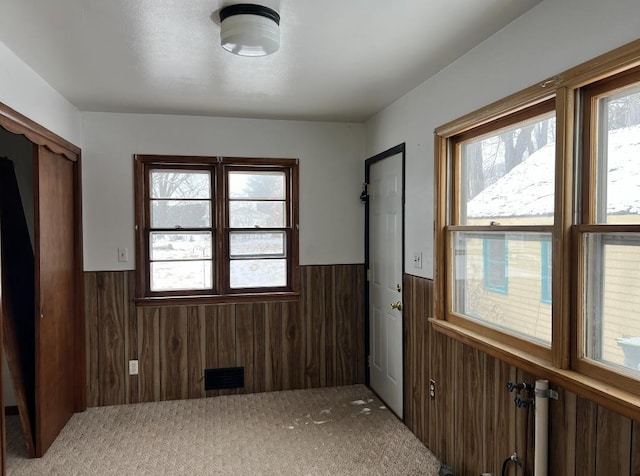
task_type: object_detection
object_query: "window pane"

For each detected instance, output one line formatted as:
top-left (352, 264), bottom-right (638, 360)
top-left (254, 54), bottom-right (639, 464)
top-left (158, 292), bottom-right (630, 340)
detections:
top-left (151, 260), bottom-right (213, 291)
top-left (540, 241), bottom-right (552, 304)
top-left (150, 170), bottom-right (211, 199)
top-left (595, 84), bottom-right (640, 224)
top-left (150, 232), bottom-right (212, 261)
top-left (451, 231), bottom-right (552, 345)
top-left (228, 171), bottom-right (285, 199)
top-left (460, 113), bottom-right (556, 225)
top-left (151, 200), bottom-right (211, 228)
top-left (229, 201), bottom-right (286, 228)
top-left (230, 232), bottom-right (285, 258)
top-left (583, 232), bottom-right (640, 376)
top-left (230, 259), bottom-right (287, 288)
top-left (483, 238), bottom-right (508, 293)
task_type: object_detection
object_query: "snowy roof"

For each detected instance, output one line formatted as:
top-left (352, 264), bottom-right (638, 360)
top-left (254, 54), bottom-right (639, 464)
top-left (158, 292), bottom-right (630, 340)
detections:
top-left (467, 125), bottom-right (640, 218)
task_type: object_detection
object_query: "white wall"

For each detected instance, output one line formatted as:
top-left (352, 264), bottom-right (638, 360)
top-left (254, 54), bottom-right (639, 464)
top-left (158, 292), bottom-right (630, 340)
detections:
top-left (364, 0), bottom-right (640, 279)
top-left (81, 112), bottom-right (365, 271)
top-left (0, 41), bottom-right (80, 145)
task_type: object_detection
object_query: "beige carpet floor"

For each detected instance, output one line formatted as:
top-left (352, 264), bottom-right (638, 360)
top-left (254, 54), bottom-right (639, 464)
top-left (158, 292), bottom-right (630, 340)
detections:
top-left (6, 385), bottom-right (440, 475)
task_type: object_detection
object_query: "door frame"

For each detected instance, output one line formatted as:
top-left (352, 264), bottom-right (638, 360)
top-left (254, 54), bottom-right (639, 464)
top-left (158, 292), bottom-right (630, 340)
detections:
top-left (364, 143), bottom-right (405, 404)
top-left (0, 102), bottom-right (85, 463)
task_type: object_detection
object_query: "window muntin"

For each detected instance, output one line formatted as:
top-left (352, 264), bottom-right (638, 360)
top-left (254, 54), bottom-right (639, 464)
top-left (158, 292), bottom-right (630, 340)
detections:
top-left (452, 231), bottom-right (552, 345)
top-left (135, 156), bottom-right (298, 300)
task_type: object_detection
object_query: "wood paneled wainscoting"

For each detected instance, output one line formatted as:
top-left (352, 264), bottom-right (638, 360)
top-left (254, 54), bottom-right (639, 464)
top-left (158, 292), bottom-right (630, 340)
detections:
top-left (404, 274), bottom-right (640, 476)
top-left (84, 264), bottom-right (365, 407)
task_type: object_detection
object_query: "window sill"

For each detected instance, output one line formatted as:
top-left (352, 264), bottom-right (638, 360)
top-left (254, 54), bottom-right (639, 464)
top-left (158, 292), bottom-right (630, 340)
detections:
top-left (135, 291), bottom-right (300, 307)
top-left (429, 317), bottom-right (640, 422)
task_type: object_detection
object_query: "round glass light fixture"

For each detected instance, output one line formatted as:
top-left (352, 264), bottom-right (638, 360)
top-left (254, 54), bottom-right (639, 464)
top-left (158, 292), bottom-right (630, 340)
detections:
top-left (220, 4), bottom-right (280, 57)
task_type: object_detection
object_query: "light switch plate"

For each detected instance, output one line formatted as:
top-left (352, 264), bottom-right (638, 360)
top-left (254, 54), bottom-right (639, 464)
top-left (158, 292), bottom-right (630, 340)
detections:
top-left (413, 251), bottom-right (422, 269)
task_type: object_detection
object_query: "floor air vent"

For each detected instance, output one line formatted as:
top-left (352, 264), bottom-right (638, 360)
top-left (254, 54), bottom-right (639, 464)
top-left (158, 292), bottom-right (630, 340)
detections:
top-left (204, 367), bottom-right (245, 390)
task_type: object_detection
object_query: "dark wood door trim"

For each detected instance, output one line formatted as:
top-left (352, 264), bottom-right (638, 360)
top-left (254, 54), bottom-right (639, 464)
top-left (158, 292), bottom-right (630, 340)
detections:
top-left (0, 103), bottom-right (79, 161)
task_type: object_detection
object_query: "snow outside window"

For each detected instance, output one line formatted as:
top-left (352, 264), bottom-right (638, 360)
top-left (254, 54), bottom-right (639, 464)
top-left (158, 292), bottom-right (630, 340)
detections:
top-left (446, 100), bottom-right (556, 347)
top-left (135, 156), bottom-right (298, 300)
top-left (579, 75), bottom-right (640, 380)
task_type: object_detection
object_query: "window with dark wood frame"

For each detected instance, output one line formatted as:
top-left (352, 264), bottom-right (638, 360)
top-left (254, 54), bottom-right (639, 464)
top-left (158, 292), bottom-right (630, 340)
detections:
top-left (134, 155), bottom-right (299, 304)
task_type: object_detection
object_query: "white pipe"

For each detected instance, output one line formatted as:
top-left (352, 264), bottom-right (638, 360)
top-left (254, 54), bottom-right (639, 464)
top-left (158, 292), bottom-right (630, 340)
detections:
top-left (534, 379), bottom-right (549, 476)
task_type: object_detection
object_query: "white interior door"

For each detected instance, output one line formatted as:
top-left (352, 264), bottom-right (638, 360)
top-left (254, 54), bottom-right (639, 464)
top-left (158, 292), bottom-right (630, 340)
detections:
top-left (368, 151), bottom-right (403, 417)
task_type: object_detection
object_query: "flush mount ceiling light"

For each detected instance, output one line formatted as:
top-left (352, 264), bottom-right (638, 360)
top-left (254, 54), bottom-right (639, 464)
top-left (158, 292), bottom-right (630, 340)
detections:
top-left (220, 3), bottom-right (280, 57)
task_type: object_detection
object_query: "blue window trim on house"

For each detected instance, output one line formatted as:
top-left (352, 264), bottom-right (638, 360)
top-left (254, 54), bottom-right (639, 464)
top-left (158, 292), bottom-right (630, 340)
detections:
top-left (482, 238), bottom-right (508, 294)
top-left (541, 240), bottom-right (552, 304)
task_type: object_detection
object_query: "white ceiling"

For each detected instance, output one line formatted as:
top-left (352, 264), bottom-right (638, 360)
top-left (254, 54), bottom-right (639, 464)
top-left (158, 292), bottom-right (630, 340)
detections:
top-left (0, 1), bottom-right (541, 122)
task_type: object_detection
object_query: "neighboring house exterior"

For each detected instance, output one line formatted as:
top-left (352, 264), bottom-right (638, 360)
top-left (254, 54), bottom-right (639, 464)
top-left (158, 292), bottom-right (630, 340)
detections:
top-left (462, 125), bottom-right (640, 370)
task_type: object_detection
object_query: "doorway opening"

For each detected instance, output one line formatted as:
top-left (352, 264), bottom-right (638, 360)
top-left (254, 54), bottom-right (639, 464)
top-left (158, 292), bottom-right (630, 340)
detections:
top-left (0, 103), bottom-right (85, 471)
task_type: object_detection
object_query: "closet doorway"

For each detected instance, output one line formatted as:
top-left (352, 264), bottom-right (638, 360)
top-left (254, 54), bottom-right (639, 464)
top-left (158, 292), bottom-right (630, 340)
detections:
top-left (0, 103), bottom-right (85, 472)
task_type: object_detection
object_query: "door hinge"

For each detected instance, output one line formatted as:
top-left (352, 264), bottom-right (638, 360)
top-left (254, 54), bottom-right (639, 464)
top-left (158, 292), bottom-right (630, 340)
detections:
top-left (366, 269), bottom-right (371, 281)
top-left (367, 355), bottom-right (371, 367)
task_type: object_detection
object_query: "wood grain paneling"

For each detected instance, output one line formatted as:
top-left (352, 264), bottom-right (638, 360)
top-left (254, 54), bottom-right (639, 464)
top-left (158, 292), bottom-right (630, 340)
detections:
top-left (575, 396), bottom-right (597, 476)
top-left (403, 273), bottom-right (640, 476)
top-left (235, 304), bottom-right (255, 394)
top-left (125, 271), bottom-right (138, 404)
top-left (203, 305), bottom-right (219, 398)
top-left (84, 273), bottom-right (99, 408)
top-left (158, 307), bottom-right (188, 401)
top-left (594, 406), bottom-right (632, 475)
top-left (186, 306), bottom-right (205, 399)
top-left (253, 304), bottom-right (266, 394)
top-left (85, 264), bottom-right (364, 406)
top-left (335, 265), bottom-right (363, 390)
top-left (96, 272), bottom-right (126, 406)
top-left (282, 300), bottom-right (304, 390)
top-left (548, 386), bottom-right (576, 476)
top-left (303, 266), bottom-right (324, 388)
top-left (216, 304), bottom-right (236, 396)
top-left (264, 302), bottom-right (282, 392)
top-left (138, 307), bottom-right (160, 403)
top-left (631, 420), bottom-right (640, 476)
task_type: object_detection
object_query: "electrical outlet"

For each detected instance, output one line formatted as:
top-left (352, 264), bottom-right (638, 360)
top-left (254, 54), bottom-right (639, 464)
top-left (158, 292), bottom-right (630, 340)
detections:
top-left (429, 379), bottom-right (436, 399)
top-left (413, 251), bottom-right (422, 269)
top-left (118, 247), bottom-right (129, 262)
top-left (128, 360), bottom-right (139, 375)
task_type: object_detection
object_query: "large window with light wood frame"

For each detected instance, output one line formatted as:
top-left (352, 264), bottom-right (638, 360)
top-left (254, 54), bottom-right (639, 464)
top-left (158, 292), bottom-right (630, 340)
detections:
top-left (575, 67), bottom-right (640, 394)
top-left (434, 40), bottom-right (640, 421)
top-left (134, 155), bottom-right (299, 304)
top-left (445, 99), bottom-right (557, 358)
